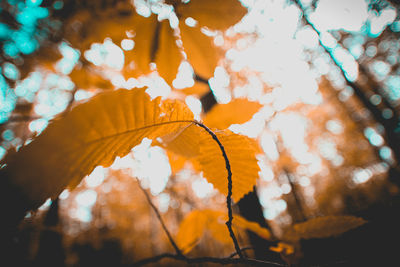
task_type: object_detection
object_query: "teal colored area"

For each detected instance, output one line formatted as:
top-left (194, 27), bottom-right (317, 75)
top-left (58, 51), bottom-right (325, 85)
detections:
top-left (3, 42), bottom-right (19, 58)
top-left (1, 0), bottom-right (52, 59)
top-left (0, 23), bottom-right (11, 39)
top-left (384, 76), bottom-right (400, 101)
top-left (53, 1), bottom-right (63, 10)
top-left (2, 62), bottom-right (20, 80)
top-left (2, 129), bottom-right (14, 141)
top-left (0, 146), bottom-right (6, 160)
top-left (0, 85), bottom-right (17, 124)
top-left (371, 61), bottom-right (390, 80)
top-left (391, 21), bottom-right (400, 32)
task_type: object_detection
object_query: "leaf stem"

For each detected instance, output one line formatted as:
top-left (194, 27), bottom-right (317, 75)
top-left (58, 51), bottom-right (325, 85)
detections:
top-left (194, 121), bottom-right (243, 258)
top-left (137, 179), bottom-right (184, 257)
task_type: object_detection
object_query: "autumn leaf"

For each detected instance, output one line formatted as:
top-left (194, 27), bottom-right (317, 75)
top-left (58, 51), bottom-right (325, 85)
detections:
top-left (1, 87), bottom-right (260, 213)
top-left (175, 0), bottom-right (247, 31)
top-left (0, 88), bottom-right (193, 210)
top-left (165, 150), bottom-right (188, 174)
top-left (197, 129), bottom-right (260, 202)
top-left (180, 24), bottom-right (221, 79)
top-left (160, 125), bottom-right (260, 202)
top-left (155, 20), bottom-right (184, 86)
top-left (176, 209), bottom-right (272, 253)
top-left (285, 215), bottom-right (367, 240)
top-left (123, 14), bottom-right (158, 78)
top-left (203, 98), bottom-right (263, 129)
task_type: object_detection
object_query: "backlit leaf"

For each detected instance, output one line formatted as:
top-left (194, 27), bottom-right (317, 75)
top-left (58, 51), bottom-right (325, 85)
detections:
top-left (290, 215), bottom-right (367, 240)
top-left (180, 24), bottom-right (220, 79)
top-left (0, 88), bottom-right (194, 210)
top-left (175, 0), bottom-right (247, 30)
top-left (155, 21), bottom-right (183, 86)
top-left (203, 98), bottom-right (263, 129)
top-left (176, 209), bottom-right (271, 253)
top-left (124, 14), bottom-right (158, 77)
top-left (165, 150), bottom-right (188, 174)
top-left (197, 129), bottom-right (260, 202)
top-left (160, 125), bottom-right (259, 201)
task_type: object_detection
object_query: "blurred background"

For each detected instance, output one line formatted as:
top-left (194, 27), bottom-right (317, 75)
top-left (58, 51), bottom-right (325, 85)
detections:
top-left (1, 0), bottom-right (400, 266)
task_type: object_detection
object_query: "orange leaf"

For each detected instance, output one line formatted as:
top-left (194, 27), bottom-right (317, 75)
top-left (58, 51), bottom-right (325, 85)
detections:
top-left (175, 0), bottom-right (247, 30)
top-left (176, 209), bottom-right (272, 253)
top-left (197, 129), bottom-right (260, 202)
top-left (180, 24), bottom-right (220, 79)
top-left (123, 14), bottom-right (158, 78)
top-left (0, 88), bottom-right (194, 210)
top-left (203, 98), bottom-right (263, 129)
top-left (155, 20), bottom-right (183, 86)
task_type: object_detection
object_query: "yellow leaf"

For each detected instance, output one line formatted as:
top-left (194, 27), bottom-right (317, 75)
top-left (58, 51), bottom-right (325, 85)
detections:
top-left (180, 24), bottom-right (220, 79)
top-left (0, 88), bottom-right (194, 210)
top-left (197, 129), bottom-right (260, 202)
top-left (175, 0), bottom-right (247, 30)
top-left (176, 210), bottom-right (210, 253)
top-left (161, 123), bottom-right (206, 158)
top-left (155, 20), bottom-right (183, 86)
top-left (161, 125), bottom-right (259, 201)
top-left (124, 14), bottom-right (158, 77)
top-left (290, 215), bottom-right (367, 240)
top-left (203, 99), bottom-right (263, 129)
top-left (176, 209), bottom-right (272, 253)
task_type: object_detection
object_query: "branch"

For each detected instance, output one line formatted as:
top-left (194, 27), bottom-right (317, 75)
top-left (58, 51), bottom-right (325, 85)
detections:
top-left (137, 180), bottom-right (184, 257)
top-left (194, 121), bottom-right (243, 258)
top-left (228, 246), bottom-right (255, 258)
top-left (131, 252), bottom-right (287, 266)
top-left (293, 0), bottom-right (400, 164)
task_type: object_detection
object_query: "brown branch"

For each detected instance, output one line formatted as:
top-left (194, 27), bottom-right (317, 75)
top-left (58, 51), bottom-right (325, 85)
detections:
top-left (131, 252), bottom-right (287, 266)
top-left (194, 121), bottom-right (243, 258)
top-left (136, 180), bottom-right (184, 257)
top-left (228, 246), bottom-right (255, 258)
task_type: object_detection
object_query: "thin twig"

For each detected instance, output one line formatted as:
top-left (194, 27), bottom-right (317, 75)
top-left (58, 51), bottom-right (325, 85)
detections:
top-left (194, 121), bottom-right (243, 258)
top-left (136, 179), bottom-right (184, 257)
top-left (228, 246), bottom-right (255, 258)
top-left (131, 252), bottom-right (287, 266)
